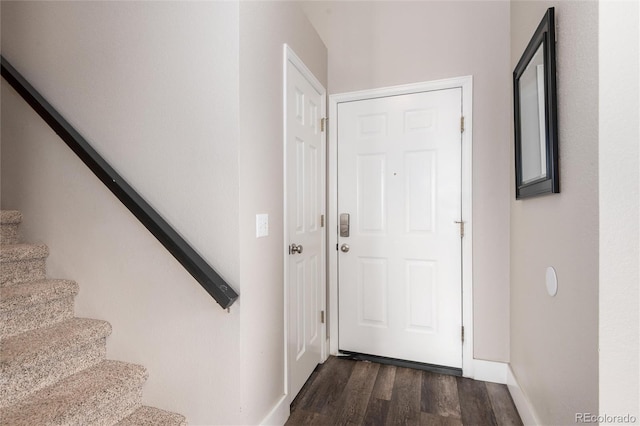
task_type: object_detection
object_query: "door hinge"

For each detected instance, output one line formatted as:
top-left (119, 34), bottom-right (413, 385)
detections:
top-left (321, 214), bottom-right (325, 227)
top-left (321, 310), bottom-right (325, 324)
top-left (321, 117), bottom-right (327, 132)
top-left (455, 220), bottom-right (465, 238)
top-left (461, 326), bottom-right (465, 342)
top-left (460, 116), bottom-right (465, 133)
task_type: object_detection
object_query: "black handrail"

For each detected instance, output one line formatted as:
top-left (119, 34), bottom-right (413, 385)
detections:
top-left (1, 56), bottom-right (238, 309)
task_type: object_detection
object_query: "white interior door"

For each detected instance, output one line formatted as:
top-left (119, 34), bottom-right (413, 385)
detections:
top-left (285, 48), bottom-right (326, 399)
top-left (337, 88), bottom-right (463, 368)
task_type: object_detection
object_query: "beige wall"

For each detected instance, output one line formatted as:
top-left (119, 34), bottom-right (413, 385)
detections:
top-left (510, 2), bottom-right (599, 424)
top-left (599, 0), bottom-right (639, 418)
top-left (238, 2), bottom-right (327, 423)
top-left (1, 2), bottom-right (243, 424)
top-left (1, 1), bottom-right (241, 282)
top-left (302, 0), bottom-right (512, 362)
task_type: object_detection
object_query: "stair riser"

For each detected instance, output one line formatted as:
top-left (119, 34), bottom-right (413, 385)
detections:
top-left (117, 406), bottom-right (188, 426)
top-left (0, 385), bottom-right (144, 426)
top-left (1, 259), bottom-right (46, 286)
top-left (0, 297), bottom-right (74, 338)
top-left (0, 360), bottom-right (148, 426)
top-left (1, 224), bottom-right (20, 244)
top-left (83, 388), bottom-right (144, 426)
top-left (0, 339), bottom-right (107, 408)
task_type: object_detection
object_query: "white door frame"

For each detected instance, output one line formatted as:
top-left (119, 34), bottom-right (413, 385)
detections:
top-left (328, 76), bottom-right (474, 377)
top-left (282, 44), bottom-right (327, 403)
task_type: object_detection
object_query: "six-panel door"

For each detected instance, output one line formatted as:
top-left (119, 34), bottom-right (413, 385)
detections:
top-left (337, 88), bottom-right (463, 368)
top-left (286, 59), bottom-right (325, 399)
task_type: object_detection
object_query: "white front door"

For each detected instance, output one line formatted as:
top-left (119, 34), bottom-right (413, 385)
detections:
top-left (284, 47), bottom-right (326, 399)
top-left (337, 88), bottom-right (463, 368)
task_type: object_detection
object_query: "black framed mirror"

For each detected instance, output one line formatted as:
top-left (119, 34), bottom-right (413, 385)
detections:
top-left (513, 7), bottom-right (559, 199)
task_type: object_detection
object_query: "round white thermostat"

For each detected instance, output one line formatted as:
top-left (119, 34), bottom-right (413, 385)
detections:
top-left (546, 266), bottom-right (558, 297)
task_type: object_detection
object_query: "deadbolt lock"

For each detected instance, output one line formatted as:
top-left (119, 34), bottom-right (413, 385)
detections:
top-left (340, 213), bottom-right (350, 237)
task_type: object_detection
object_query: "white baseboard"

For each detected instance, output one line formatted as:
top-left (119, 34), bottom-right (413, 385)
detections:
top-left (507, 366), bottom-right (541, 426)
top-left (472, 359), bottom-right (508, 384)
top-left (259, 394), bottom-right (290, 426)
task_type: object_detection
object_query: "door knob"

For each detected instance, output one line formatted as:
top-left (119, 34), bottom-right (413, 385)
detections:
top-left (289, 243), bottom-right (303, 255)
top-left (340, 244), bottom-right (350, 253)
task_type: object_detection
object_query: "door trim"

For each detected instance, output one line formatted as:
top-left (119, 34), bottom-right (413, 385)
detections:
top-left (328, 76), bottom-right (474, 377)
top-left (282, 44), bottom-right (327, 403)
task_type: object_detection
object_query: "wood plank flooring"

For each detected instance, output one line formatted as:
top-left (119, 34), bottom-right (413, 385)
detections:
top-left (286, 356), bottom-right (522, 426)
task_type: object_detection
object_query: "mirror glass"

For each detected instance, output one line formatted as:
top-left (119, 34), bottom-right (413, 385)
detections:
top-left (518, 44), bottom-right (546, 184)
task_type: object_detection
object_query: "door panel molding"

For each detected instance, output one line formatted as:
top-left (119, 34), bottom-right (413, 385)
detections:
top-left (283, 44), bottom-right (327, 403)
top-left (328, 76), bottom-right (474, 376)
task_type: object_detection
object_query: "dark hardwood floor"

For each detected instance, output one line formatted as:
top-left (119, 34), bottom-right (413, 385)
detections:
top-left (286, 356), bottom-right (522, 426)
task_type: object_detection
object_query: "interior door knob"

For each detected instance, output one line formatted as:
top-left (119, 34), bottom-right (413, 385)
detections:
top-left (340, 244), bottom-right (350, 253)
top-left (289, 243), bottom-right (303, 255)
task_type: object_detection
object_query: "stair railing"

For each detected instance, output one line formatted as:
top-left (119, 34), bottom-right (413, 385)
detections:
top-left (1, 56), bottom-right (238, 309)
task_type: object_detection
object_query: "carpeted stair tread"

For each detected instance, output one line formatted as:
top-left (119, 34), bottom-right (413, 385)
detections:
top-left (1, 211), bottom-right (23, 244)
top-left (0, 243), bottom-right (49, 262)
top-left (1, 317), bottom-right (111, 368)
top-left (1, 243), bottom-right (49, 286)
top-left (0, 360), bottom-right (148, 426)
top-left (117, 406), bottom-right (188, 426)
top-left (0, 210), bottom-right (23, 224)
top-left (1, 280), bottom-right (78, 338)
top-left (0, 279), bottom-right (79, 311)
top-left (0, 318), bottom-right (111, 408)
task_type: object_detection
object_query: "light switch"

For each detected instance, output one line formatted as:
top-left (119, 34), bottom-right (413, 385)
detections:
top-left (256, 214), bottom-right (269, 238)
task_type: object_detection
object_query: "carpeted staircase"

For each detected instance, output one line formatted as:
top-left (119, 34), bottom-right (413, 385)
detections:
top-left (0, 210), bottom-right (186, 425)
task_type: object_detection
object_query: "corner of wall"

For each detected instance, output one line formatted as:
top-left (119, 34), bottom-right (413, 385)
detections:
top-left (507, 365), bottom-right (542, 426)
